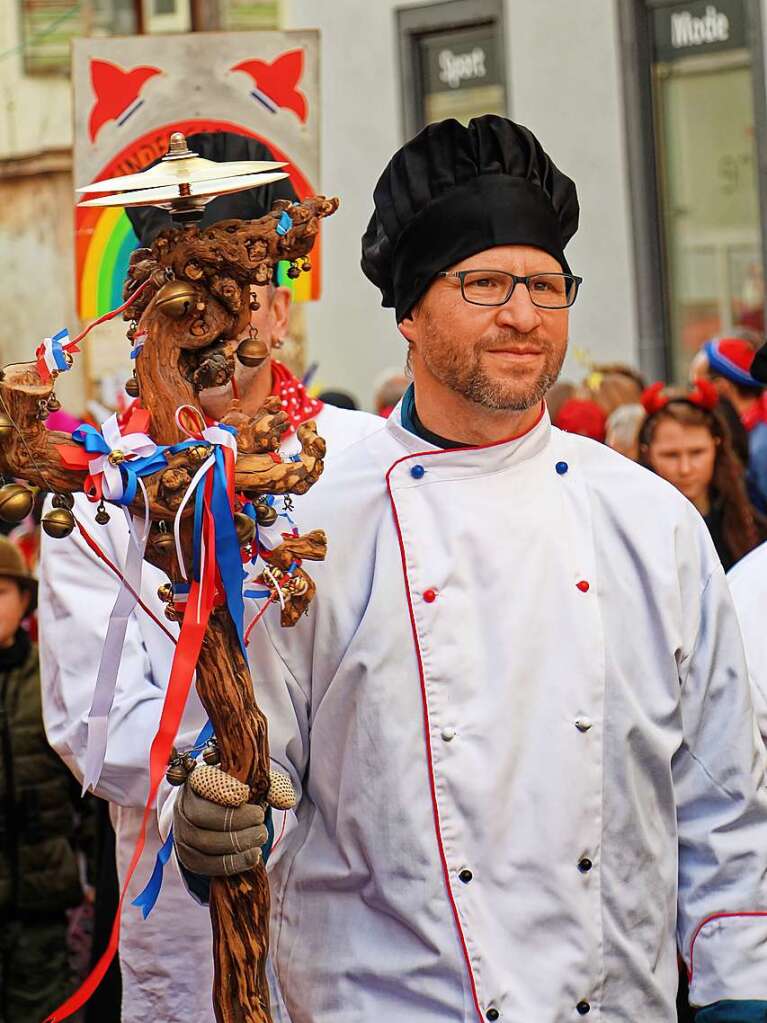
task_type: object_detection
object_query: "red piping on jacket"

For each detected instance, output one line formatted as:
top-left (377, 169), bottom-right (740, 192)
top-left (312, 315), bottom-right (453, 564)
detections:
top-left (381, 405), bottom-right (546, 1021)
top-left (688, 910), bottom-right (767, 981)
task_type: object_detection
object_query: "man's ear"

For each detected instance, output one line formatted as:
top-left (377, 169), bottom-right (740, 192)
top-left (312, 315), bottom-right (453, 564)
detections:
top-left (270, 287), bottom-right (292, 342)
top-left (398, 309), bottom-right (418, 344)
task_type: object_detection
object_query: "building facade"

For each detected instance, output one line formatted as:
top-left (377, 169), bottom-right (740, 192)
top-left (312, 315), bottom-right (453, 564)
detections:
top-left (2, 0), bottom-right (767, 410)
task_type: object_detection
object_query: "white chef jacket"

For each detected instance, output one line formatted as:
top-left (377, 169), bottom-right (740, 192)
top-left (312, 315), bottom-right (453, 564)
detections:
top-left (38, 402), bottom-right (382, 1023)
top-left (158, 404), bottom-right (767, 1023)
top-left (727, 540), bottom-right (767, 743)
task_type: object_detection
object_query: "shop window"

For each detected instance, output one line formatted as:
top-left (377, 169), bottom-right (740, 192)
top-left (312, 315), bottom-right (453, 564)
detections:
top-left (649, 0), bottom-right (766, 378)
top-left (20, 0), bottom-right (141, 74)
top-left (398, 0), bottom-right (507, 137)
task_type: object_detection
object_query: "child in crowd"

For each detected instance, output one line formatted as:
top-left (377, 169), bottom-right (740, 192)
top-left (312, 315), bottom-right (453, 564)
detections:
top-left (0, 537), bottom-right (82, 1023)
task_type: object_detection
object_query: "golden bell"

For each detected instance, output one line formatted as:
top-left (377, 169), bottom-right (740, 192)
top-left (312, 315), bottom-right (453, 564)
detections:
top-left (166, 757), bottom-right (189, 786)
top-left (202, 740), bottom-right (220, 766)
top-left (157, 582), bottom-right (174, 603)
top-left (0, 414), bottom-right (13, 440)
top-left (51, 492), bottom-right (74, 510)
top-left (164, 604), bottom-right (181, 622)
top-left (0, 483), bottom-right (34, 524)
top-left (47, 394), bottom-right (62, 413)
top-left (125, 376), bottom-right (140, 398)
top-left (255, 501), bottom-right (278, 527)
top-left (236, 336), bottom-right (269, 368)
top-left (41, 506), bottom-right (75, 539)
top-left (155, 280), bottom-right (197, 320)
top-left (151, 525), bottom-right (176, 552)
top-left (234, 511), bottom-right (256, 547)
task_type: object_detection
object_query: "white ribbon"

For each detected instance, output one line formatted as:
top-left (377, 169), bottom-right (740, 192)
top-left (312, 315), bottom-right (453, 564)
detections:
top-left (88, 413), bottom-right (159, 502)
top-left (82, 481), bottom-right (151, 794)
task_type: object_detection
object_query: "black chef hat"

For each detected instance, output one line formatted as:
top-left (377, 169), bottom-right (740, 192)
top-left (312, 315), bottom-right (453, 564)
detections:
top-left (361, 115), bottom-right (579, 321)
top-left (127, 131), bottom-right (299, 247)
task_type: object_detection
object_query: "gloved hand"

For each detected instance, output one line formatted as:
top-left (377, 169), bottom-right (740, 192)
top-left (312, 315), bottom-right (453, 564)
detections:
top-left (173, 764), bottom-right (296, 877)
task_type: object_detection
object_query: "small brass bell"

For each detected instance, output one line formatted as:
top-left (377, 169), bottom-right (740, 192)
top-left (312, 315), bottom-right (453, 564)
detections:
top-left (202, 739), bottom-right (220, 766)
top-left (234, 511), bottom-right (256, 547)
top-left (157, 582), bottom-right (174, 603)
top-left (0, 483), bottom-right (34, 524)
top-left (52, 492), bottom-right (74, 510)
top-left (166, 749), bottom-right (190, 787)
top-left (236, 336), bottom-right (269, 368)
top-left (255, 501), bottom-right (278, 527)
top-left (125, 376), bottom-right (140, 398)
top-left (47, 394), bottom-right (62, 413)
top-left (164, 604), bottom-right (181, 622)
top-left (182, 752), bottom-right (197, 773)
top-left (151, 523), bottom-right (175, 552)
top-left (95, 501), bottom-right (111, 525)
top-left (155, 280), bottom-right (197, 320)
top-left (0, 414), bottom-right (13, 440)
top-left (286, 263), bottom-right (301, 280)
top-left (41, 506), bottom-right (76, 539)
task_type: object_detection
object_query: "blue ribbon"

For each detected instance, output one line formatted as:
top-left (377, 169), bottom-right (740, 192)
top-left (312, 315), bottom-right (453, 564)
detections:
top-left (276, 210), bottom-right (293, 236)
top-left (131, 719), bottom-right (215, 918)
top-left (51, 329), bottom-right (71, 371)
top-left (210, 447), bottom-right (247, 655)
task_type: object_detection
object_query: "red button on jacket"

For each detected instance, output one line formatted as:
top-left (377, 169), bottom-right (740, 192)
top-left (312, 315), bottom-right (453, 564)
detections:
top-left (423, 588), bottom-right (438, 603)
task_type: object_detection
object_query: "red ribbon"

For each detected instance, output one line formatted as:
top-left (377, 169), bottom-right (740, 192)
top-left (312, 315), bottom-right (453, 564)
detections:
top-left (46, 472), bottom-right (218, 1022)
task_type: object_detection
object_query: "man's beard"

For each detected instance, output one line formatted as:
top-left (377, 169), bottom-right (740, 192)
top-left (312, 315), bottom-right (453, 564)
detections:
top-left (418, 319), bottom-right (566, 412)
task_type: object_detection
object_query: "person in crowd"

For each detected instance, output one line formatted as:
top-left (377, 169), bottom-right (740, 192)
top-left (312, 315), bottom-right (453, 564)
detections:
top-left (638, 379), bottom-right (765, 571)
top-left (605, 402), bottom-right (645, 461)
top-left (373, 367), bottom-right (410, 417)
top-left (553, 396), bottom-right (606, 441)
top-left (0, 537), bottom-right (83, 1023)
top-left (727, 542), bottom-right (767, 745)
top-left (37, 130), bottom-right (381, 1023)
top-left (166, 116), bottom-right (767, 1022)
top-left (585, 361), bottom-right (646, 416)
top-left (725, 335), bottom-right (767, 748)
top-left (691, 336), bottom-right (767, 506)
top-left (316, 388), bottom-right (359, 410)
top-left (544, 379), bottom-right (575, 422)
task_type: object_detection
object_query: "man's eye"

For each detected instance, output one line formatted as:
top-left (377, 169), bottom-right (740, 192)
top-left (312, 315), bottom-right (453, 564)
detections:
top-left (473, 277), bottom-right (495, 288)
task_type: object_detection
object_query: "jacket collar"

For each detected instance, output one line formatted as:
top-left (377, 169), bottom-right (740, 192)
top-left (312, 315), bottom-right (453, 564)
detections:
top-left (385, 397), bottom-right (552, 479)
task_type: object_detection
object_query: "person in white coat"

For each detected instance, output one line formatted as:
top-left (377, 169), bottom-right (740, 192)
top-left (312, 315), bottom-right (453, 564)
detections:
top-left (728, 541), bottom-right (767, 745)
top-left (167, 116), bottom-right (767, 1023)
top-left (38, 132), bottom-right (381, 1023)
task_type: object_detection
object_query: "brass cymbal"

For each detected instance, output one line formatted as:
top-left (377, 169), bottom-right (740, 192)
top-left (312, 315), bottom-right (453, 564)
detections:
top-left (77, 170), bottom-right (289, 211)
top-left (76, 158), bottom-right (287, 194)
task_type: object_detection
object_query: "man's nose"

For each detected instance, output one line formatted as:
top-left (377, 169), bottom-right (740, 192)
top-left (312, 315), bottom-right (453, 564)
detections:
top-left (678, 454), bottom-right (691, 474)
top-left (494, 282), bottom-right (543, 334)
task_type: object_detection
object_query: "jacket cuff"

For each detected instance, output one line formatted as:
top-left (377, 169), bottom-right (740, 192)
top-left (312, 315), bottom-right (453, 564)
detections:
top-left (689, 914), bottom-right (767, 1006)
top-left (695, 1001), bottom-right (767, 1021)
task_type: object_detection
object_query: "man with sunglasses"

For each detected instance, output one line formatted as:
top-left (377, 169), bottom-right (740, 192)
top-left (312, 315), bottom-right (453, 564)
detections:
top-left (165, 116), bottom-right (767, 1022)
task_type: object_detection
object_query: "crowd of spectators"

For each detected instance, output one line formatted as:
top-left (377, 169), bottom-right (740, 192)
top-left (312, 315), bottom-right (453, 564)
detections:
top-left (549, 335), bottom-right (767, 573)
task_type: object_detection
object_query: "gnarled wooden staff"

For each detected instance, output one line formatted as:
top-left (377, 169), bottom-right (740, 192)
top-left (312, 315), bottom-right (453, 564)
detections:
top-left (0, 188), bottom-right (338, 1023)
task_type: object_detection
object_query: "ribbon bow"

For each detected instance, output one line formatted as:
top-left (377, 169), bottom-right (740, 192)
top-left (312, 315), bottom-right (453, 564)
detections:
top-left (58, 407), bottom-right (165, 504)
top-left (35, 328), bottom-right (78, 384)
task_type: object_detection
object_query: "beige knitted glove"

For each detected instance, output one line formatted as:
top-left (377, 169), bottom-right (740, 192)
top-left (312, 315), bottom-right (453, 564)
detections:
top-left (173, 765), bottom-right (297, 877)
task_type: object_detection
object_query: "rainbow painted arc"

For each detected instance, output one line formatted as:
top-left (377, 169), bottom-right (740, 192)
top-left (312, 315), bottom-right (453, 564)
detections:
top-left (75, 119), bottom-right (321, 319)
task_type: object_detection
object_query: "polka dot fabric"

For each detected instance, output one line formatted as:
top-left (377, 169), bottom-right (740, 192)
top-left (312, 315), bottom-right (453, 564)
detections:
top-left (271, 360), bottom-right (324, 435)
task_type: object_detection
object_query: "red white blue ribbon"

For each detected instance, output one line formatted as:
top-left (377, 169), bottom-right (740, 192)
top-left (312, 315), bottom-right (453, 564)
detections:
top-left (35, 328), bottom-right (73, 383)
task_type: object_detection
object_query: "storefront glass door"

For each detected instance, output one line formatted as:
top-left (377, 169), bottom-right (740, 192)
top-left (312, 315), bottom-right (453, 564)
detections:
top-left (651, 1), bottom-right (764, 379)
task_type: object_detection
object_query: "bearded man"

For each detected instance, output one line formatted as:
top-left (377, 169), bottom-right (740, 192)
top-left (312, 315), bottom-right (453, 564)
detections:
top-left (164, 116), bottom-right (767, 1022)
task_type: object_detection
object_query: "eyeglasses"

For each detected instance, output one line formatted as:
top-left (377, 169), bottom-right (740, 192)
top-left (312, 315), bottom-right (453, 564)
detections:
top-left (437, 270), bottom-right (583, 309)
